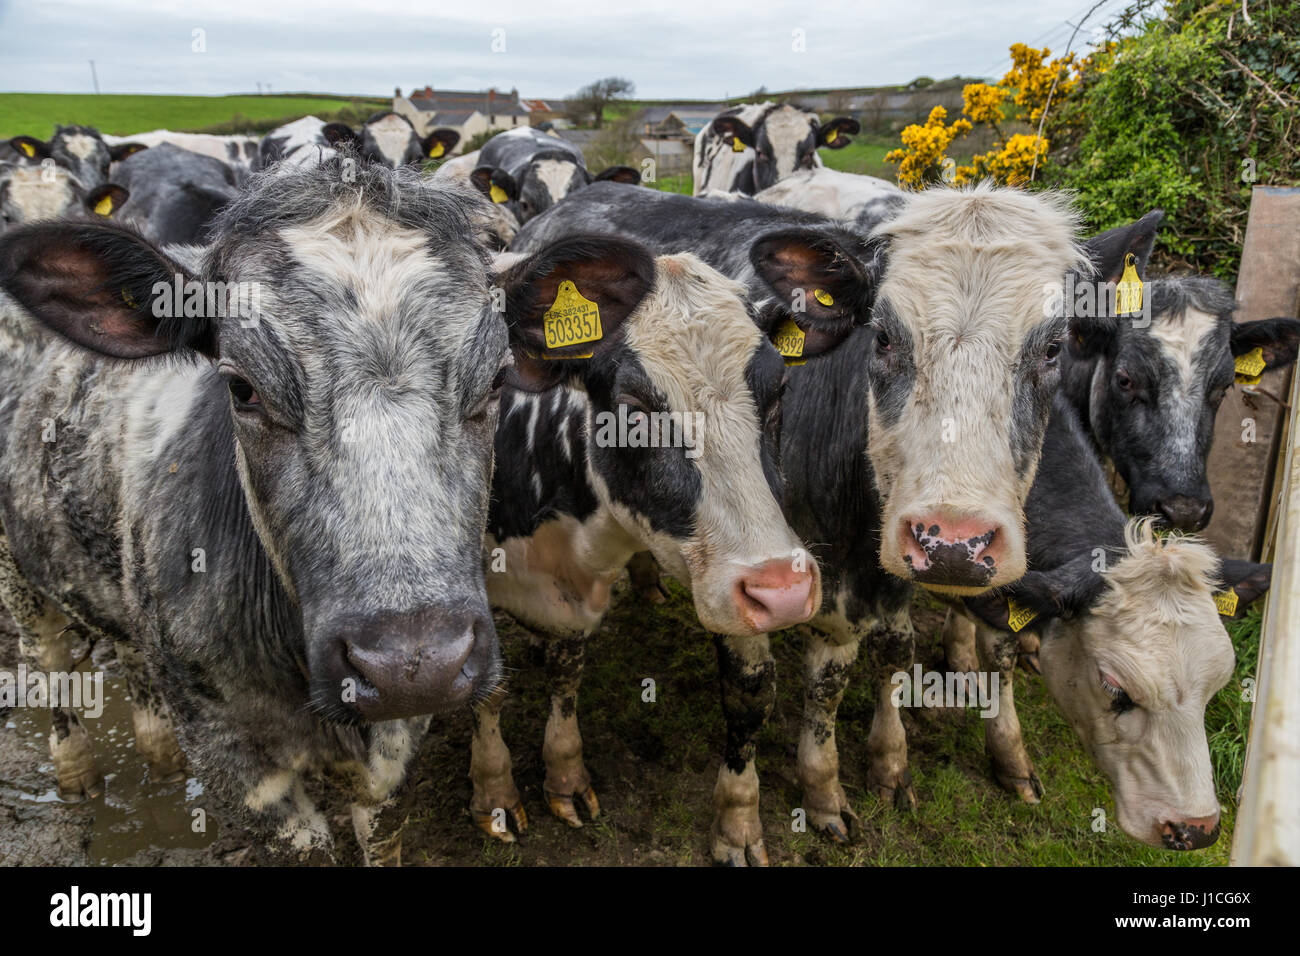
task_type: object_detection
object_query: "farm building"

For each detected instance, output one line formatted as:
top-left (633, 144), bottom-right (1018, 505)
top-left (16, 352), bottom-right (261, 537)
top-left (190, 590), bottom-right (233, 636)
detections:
top-left (392, 85), bottom-right (531, 153)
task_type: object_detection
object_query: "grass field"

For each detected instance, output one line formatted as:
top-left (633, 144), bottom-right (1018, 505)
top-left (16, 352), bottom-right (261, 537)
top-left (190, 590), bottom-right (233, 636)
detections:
top-left (0, 93), bottom-right (387, 139)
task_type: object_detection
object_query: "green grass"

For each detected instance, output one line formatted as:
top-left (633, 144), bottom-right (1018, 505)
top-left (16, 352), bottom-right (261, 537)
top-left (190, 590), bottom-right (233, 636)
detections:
top-left (651, 173), bottom-right (693, 195)
top-left (0, 93), bottom-right (388, 139)
top-left (818, 134), bottom-right (898, 180)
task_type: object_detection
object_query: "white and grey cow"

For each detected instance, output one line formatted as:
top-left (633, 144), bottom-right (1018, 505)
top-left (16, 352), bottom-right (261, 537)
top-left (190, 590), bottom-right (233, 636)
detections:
top-left (259, 112), bottom-right (459, 171)
top-left (472, 241), bottom-right (854, 863)
top-left (0, 159), bottom-right (574, 860)
top-left (0, 161), bottom-right (129, 234)
top-left (469, 126), bottom-right (640, 225)
top-left (754, 166), bottom-right (905, 236)
top-left (8, 124), bottom-right (146, 189)
top-left (693, 102), bottom-right (859, 196)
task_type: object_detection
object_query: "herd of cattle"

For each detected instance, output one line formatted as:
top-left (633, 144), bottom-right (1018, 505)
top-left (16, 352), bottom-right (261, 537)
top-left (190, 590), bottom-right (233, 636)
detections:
top-left (0, 103), bottom-right (1296, 865)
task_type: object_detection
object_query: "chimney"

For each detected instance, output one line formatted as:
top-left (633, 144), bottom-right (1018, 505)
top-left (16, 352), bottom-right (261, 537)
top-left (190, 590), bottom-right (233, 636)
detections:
top-left (394, 86), bottom-right (402, 98)
top-left (423, 85), bottom-right (433, 98)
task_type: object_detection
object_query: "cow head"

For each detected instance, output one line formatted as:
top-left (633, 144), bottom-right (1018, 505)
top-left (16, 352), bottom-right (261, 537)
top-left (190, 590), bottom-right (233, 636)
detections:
top-left (1072, 267), bottom-right (1300, 531)
top-left (321, 112), bottom-right (459, 169)
top-left (496, 238), bottom-right (848, 634)
top-left (471, 153), bottom-right (635, 224)
top-left (712, 105), bottom-right (859, 192)
top-left (0, 161), bottom-right (521, 724)
top-left (0, 163), bottom-right (128, 233)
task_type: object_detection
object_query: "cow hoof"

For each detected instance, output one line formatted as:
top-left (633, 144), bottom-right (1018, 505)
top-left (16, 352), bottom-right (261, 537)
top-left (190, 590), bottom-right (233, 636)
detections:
top-left (471, 800), bottom-right (529, 842)
top-left (869, 769), bottom-right (916, 811)
top-left (51, 729), bottom-right (102, 802)
top-left (1018, 652), bottom-right (1042, 675)
top-left (996, 769), bottom-right (1044, 804)
top-left (545, 785), bottom-right (599, 828)
top-left (809, 800), bottom-right (862, 845)
top-left (711, 833), bottom-right (769, 867)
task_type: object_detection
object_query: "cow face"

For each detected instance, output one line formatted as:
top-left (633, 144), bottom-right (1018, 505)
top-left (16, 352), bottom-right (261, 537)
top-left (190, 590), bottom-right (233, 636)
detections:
top-left (1074, 275), bottom-right (1300, 531)
top-left (867, 185), bottom-right (1094, 594)
top-left (0, 161), bottom-right (517, 724)
top-left (1037, 522), bottom-right (1240, 849)
top-left (713, 106), bottom-right (859, 192)
top-left (0, 163), bottom-right (128, 233)
top-left (10, 125), bottom-right (126, 188)
top-left (498, 242), bottom-right (831, 635)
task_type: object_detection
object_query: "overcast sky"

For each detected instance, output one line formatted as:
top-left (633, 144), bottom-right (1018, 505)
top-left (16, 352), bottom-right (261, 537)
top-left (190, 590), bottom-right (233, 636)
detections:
top-left (0, 0), bottom-right (1131, 100)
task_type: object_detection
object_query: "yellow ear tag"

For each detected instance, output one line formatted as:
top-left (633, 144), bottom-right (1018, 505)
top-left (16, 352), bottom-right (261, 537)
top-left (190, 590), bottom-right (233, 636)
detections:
top-left (825, 128), bottom-right (838, 144)
top-left (18, 141), bottom-right (35, 157)
top-left (1235, 346), bottom-right (1266, 385)
top-left (731, 136), bottom-right (746, 153)
top-left (428, 142), bottom-right (445, 158)
top-left (813, 288), bottom-right (834, 307)
top-left (1213, 590), bottom-right (1239, 617)
top-left (120, 287), bottom-right (138, 309)
top-left (94, 194), bottom-right (114, 216)
top-left (773, 317), bottom-right (806, 365)
top-left (542, 280), bottom-right (603, 351)
top-left (489, 184), bottom-right (508, 203)
top-left (1006, 598), bottom-right (1038, 633)
top-left (1115, 253), bottom-right (1143, 316)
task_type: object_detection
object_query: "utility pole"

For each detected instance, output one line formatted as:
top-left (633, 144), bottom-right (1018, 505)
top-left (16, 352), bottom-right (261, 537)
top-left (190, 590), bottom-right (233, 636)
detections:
top-left (89, 60), bottom-right (100, 94)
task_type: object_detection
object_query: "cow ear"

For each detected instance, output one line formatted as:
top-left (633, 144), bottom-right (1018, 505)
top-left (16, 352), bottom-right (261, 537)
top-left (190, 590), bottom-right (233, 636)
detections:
top-left (750, 229), bottom-right (876, 358)
top-left (712, 116), bottom-right (755, 149)
top-left (965, 555), bottom-right (1104, 632)
top-left (496, 236), bottom-right (654, 390)
top-left (471, 166), bottom-right (518, 204)
top-left (817, 117), bottom-right (859, 149)
top-left (84, 184), bottom-right (129, 219)
top-left (1083, 209), bottom-right (1163, 285)
top-left (1067, 314), bottom-right (1117, 359)
top-left (592, 165), bottom-right (641, 186)
top-left (0, 221), bottom-right (215, 360)
top-left (421, 128), bottom-right (459, 160)
top-left (108, 142), bottom-right (148, 163)
top-left (1230, 317), bottom-right (1300, 370)
top-left (321, 123), bottom-right (360, 148)
top-left (9, 136), bottom-right (50, 161)
top-left (1214, 559), bottom-right (1272, 618)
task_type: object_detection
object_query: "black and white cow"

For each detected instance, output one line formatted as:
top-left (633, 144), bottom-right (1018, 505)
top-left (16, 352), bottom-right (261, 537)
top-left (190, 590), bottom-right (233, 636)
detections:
top-left (0, 161), bottom-right (128, 234)
top-left (8, 125), bottom-right (145, 189)
top-left (103, 130), bottom-right (260, 184)
top-left (753, 166), bottom-right (906, 238)
top-left (1065, 262), bottom-right (1300, 530)
top-left (693, 102), bottom-right (859, 196)
top-left (471, 243), bottom-right (852, 862)
top-left (513, 181), bottom-right (1141, 860)
top-left (961, 392), bottom-right (1270, 848)
top-left (259, 113), bottom-right (459, 171)
top-left (110, 143), bottom-right (240, 246)
top-left (0, 160), bottom-right (570, 859)
top-left (470, 126), bottom-right (640, 225)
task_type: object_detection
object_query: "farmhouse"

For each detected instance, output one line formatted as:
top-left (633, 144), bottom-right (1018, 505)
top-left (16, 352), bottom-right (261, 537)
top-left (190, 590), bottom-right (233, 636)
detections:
top-left (392, 85), bottom-right (531, 152)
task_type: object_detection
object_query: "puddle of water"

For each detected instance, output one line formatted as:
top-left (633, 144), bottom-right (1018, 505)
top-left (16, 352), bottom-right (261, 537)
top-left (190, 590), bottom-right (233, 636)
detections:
top-left (8, 659), bottom-right (217, 864)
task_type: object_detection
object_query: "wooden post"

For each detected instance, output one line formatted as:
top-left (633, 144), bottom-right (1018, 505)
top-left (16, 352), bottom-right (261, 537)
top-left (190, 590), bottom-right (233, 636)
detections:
top-left (1203, 187), bottom-right (1300, 560)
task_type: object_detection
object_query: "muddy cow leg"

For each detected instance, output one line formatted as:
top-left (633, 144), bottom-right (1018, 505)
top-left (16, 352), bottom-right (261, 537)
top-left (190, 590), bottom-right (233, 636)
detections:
top-left (712, 633), bottom-right (775, 866)
top-left (542, 632), bottom-right (600, 827)
top-left (862, 604), bottom-right (918, 810)
top-left (0, 533), bottom-right (100, 800)
top-left (626, 550), bottom-right (667, 604)
top-left (975, 622), bottom-right (1043, 803)
top-left (114, 640), bottom-right (186, 782)
top-left (469, 685), bottom-right (528, 842)
top-left (942, 607), bottom-right (978, 674)
top-left (351, 716), bottom-right (430, 866)
top-left (797, 627), bottom-right (862, 842)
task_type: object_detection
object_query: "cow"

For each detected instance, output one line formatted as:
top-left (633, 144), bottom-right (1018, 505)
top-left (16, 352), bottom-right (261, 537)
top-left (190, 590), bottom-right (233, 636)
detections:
top-left (103, 130), bottom-right (260, 183)
top-left (0, 161), bottom-right (128, 234)
top-left (511, 181), bottom-right (1153, 860)
top-left (0, 159), bottom-right (579, 860)
top-left (9, 125), bottom-right (146, 189)
top-left (260, 113), bottom-right (459, 171)
top-left (961, 392), bottom-right (1270, 848)
top-left (471, 245), bottom-right (854, 863)
top-left (430, 150), bottom-right (518, 251)
top-left (469, 126), bottom-right (640, 225)
top-left (753, 166), bottom-right (906, 237)
top-left (1065, 264), bottom-right (1300, 530)
top-left (109, 143), bottom-right (240, 246)
top-left (693, 102), bottom-right (859, 196)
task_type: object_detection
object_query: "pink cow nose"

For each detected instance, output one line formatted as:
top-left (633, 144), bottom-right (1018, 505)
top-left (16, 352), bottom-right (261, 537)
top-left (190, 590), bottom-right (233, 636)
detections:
top-left (734, 559), bottom-right (817, 632)
top-left (899, 512), bottom-right (1003, 588)
top-left (1162, 813), bottom-right (1220, 851)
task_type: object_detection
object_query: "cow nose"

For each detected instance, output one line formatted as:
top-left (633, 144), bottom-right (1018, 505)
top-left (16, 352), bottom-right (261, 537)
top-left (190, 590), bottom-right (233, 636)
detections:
top-left (899, 513), bottom-right (1003, 588)
top-left (1155, 495), bottom-right (1213, 532)
top-left (1161, 813), bottom-right (1221, 851)
top-left (314, 607), bottom-right (498, 722)
top-left (733, 558), bottom-right (817, 632)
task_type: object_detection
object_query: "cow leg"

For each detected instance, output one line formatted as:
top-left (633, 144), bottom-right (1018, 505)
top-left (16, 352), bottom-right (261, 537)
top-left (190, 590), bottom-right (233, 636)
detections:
top-left (351, 717), bottom-right (429, 866)
top-left (542, 632), bottom-right (599, 827)
top-left (114, 641), bottom-right (186, 782)
top-left (626, 550), bottom-right (667, 604)
top-left (975, 622), bottom-right (1043, 803)
top-left (862, 604), bottom-right (918, 810)
top-left (1017, 628), bottom-right (1042, 674)
top-left (469, 685), bottom-right (527, 842)
top-left (797, 628), bottom-right (862, 842)
top-left (712, 633), bottom-right (775, 866)
top-left (240, 766), bottom-right (332, 860)
top-left (0, 535), bottom-right (100, 801)
top-left (942, 607), bottom-right (978, 674)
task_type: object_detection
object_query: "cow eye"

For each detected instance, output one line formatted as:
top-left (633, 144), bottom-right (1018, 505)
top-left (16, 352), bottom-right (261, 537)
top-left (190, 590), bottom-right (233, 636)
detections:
top-left (470, 367), bottom-right (508, 419)
top-left (1044, 341), bottom-right (1062, 363)
top-left (1115, 369), bottom-right (1135, 392)
top-left (1100, 671), bottom-right (1136, 713)
top-left (228, 377), bottom-right (261, 409)
top-left (875, 328), bottom-right (891, 353)
top-left (617, 393), bottom-right (651, 418)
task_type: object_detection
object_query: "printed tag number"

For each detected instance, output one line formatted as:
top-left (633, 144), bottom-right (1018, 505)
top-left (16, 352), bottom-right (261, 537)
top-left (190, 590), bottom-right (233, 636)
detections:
top-left (543, 280), bottom-right (603, 350)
